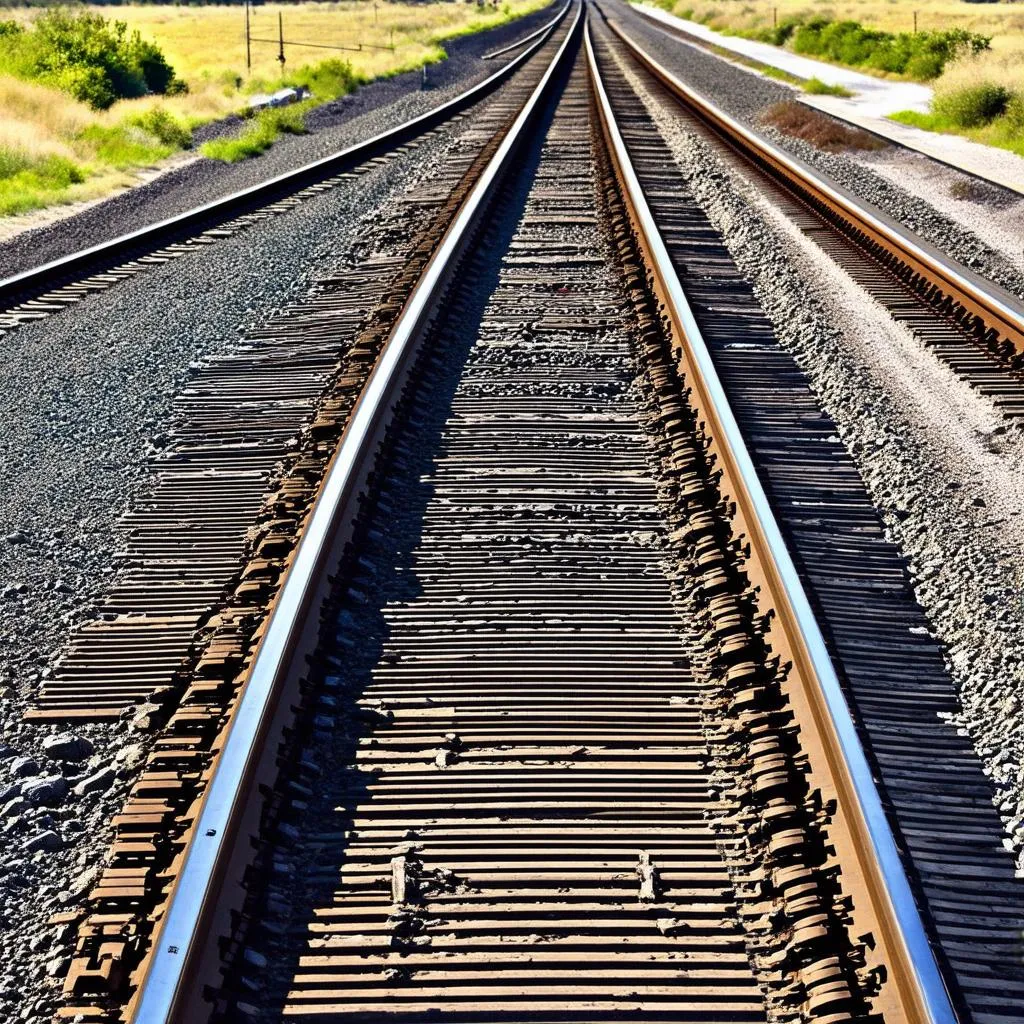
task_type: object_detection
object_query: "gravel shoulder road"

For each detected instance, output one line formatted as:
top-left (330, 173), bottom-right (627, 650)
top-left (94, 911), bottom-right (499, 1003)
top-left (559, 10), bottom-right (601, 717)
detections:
top-left (605, 0), bottom-right (1024, 303)
top-left (0, 0), bottom-right (558, 278)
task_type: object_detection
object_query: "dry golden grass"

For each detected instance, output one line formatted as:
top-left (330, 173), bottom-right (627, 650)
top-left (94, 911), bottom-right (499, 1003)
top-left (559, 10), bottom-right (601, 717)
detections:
top-left (0, 0), bottom-right (548, 217)
top-left (652, 0), bottom-right (1024, 153)
top-left (8, 0), bottom-right (549, 123)
top-left (655, 0), bottom-right (1024, 46)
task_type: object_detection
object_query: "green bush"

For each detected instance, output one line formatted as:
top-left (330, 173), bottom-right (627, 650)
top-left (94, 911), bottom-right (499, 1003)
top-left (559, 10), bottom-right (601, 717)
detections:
top-left (0, 8), bottom-right (185, 109)
top-left (290, 57), bottom-right (361, 102)
top-left (933, 82), bottom-right (1011, 126)
top-left (756, 18), bottom-right (799, 46)
top-left (129, 107), bottom-right (193, 148)
top-left (1005, 93), bottom-right (1024, 131)
top-left (904, 52), bottom-right (944, 80)
top-left (771, 15), bottom-right (990, 80)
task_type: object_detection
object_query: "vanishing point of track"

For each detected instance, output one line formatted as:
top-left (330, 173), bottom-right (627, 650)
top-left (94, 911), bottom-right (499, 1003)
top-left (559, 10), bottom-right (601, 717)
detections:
top-left (28, 3), bottom-right (1024, 1022)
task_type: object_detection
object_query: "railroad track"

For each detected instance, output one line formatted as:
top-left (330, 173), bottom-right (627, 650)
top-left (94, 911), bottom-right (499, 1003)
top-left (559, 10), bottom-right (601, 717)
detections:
top-left (586, 14), bottom-right (1024, 1022)
top-left (0, 0), bottom-right (569, 336)
top-left (28, 0), bottom-right (580, 722)
top-left (599, 1), bottom-right (1024, 419)
top-left (48, 10), bottom-right (968, 1023)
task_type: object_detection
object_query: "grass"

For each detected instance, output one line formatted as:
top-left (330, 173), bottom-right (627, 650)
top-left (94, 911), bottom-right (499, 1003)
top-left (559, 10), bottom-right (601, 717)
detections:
top-left (762, 99), bottom-right (885, 151)
top-left (892, 106), bottom-right (1024, 158)
top-left (803, 76), bottom-right (853, 97)
top-left (202, 100), bottom-right (312, 162)
top-left (642, 0), bottom-right (1024, 82)
top-left (651, 18), bottom-right (856, 96)
top-left (643, 0), bottom-right (1024, 161)
top-left (0, 0), bottom-right (550, 216)
top-left (888, 43), bottom-right (1024, 159)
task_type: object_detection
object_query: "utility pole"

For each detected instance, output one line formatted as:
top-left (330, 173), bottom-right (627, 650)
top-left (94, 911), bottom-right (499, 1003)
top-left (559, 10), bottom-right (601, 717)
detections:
top-left (772, 6), bottom-right (777, 29)
top-left (277, 11), bottom-right (286, 74)
top-left (244, 0), bottom-right (251, 73)
top-left (913, 9), bottom-right (918, 33)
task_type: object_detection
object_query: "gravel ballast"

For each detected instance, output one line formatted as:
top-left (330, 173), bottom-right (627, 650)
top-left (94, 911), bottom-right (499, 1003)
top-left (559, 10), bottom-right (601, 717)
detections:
top-left (0, 0), bottom-right (559, 278)
top-left (607, 0), bottom-right (1024, 304)
top-left (610, 23), bottom-right (1024, 964)
top-left (605, 41), bottom-right (1024, 1017)
top-left (0, 61), bottom-right (538, 1020)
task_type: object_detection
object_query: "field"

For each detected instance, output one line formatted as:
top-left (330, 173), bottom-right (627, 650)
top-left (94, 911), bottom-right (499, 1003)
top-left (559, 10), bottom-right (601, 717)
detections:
top-left (0, 0), bottom-right (548, 218)
top-left (647, 0), bottom-right (1024, 154)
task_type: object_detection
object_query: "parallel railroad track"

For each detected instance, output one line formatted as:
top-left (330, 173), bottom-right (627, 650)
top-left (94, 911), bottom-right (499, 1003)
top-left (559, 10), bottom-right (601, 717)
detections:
top-left (587, 14), bottom-right (1024, 1022)
top-left (28, 0), bottom-right (579, 722)
top-left (602, 2), bottom-right (1024, 418)
top-left (0, 0), bottom-right (569, 336)
top-left (49, 10), bottom-right (966, 1023)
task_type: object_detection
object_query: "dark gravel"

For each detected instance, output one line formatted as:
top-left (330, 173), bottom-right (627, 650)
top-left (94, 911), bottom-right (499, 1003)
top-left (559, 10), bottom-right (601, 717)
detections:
top-left (605, 0), bottom-right (1024, 304)
top-left (0, 0), bottom-right (559, 279)
top-left (0, 59), bottom-right (535, 1022)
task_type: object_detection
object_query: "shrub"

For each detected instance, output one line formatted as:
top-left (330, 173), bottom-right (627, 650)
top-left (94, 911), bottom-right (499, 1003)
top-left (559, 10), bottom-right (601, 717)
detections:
top-left (290, 57), bottom-right (361, 102)
top-left (933, 82), bottom-right (1011, 126)
top-left (128, 107), bottom-right (193, 148)
top-left (785, 16), bottom-right (989, 80)
top-left (127, 35), bottom-right (178, 96)
top-left (1005, 93), bottom-right (1024, 131)
top-left (0, 9), bottom-right (185, 109)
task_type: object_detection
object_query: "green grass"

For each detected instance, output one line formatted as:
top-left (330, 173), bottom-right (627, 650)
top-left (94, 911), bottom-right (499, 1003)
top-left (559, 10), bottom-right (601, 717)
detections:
top-left (201, 101), bottom-right (312, 162)
top-left (803, 76), bottom-right (854, 97)
top-left (889, 78), bottom-right (1024, 158)
top-left (891, 106), bottom-right (1024, 157)
top-left (0, 150), bottom-right (87, 215)
top-left (200, 55), bottom-right (362, 163)
top-left (647, 3), bottom-right (991, 82)
top-left (201, 0), bottom-right (549, 163)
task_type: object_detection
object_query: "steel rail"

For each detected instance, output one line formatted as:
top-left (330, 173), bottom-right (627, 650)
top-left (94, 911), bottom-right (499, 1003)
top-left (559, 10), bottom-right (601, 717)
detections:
top-left (127, 5), bottom-right (583, 1022)
top-left (586, 18), bottom-right (958, 1024)
top-left (0, 0), bottom-right (571, 311)
top-left (603, 13), bottom-right (1024, 359)
top-left (482, 0), bottom-right (572, 59)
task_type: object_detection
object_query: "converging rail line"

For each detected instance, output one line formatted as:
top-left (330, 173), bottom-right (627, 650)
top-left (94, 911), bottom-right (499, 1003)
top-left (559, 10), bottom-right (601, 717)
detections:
top-left (0, 0), bottom-right (572, 335)
top-left (598, 2), bottom-right (1024, 418)
top-left (48, 8), bottom-right (969, 1024)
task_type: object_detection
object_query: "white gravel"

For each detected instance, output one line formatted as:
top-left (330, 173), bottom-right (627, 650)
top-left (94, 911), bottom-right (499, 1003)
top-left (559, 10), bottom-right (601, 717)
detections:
top-left (610, 40), bottom-right (1024, 862)
top-left (856, 146), bottom-right (1024, 279)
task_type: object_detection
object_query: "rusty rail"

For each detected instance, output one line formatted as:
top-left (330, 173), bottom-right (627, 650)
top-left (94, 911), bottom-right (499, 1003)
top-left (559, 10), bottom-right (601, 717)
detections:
top-left (585, 17), bottom-right (958, 1024)
top-left (604, 13), bottom-right (1024, 362)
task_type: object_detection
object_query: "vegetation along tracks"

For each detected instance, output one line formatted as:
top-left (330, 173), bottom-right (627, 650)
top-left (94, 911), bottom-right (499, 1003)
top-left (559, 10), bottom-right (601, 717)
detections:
top-left (43, 8), bottom-right (979, 1023)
